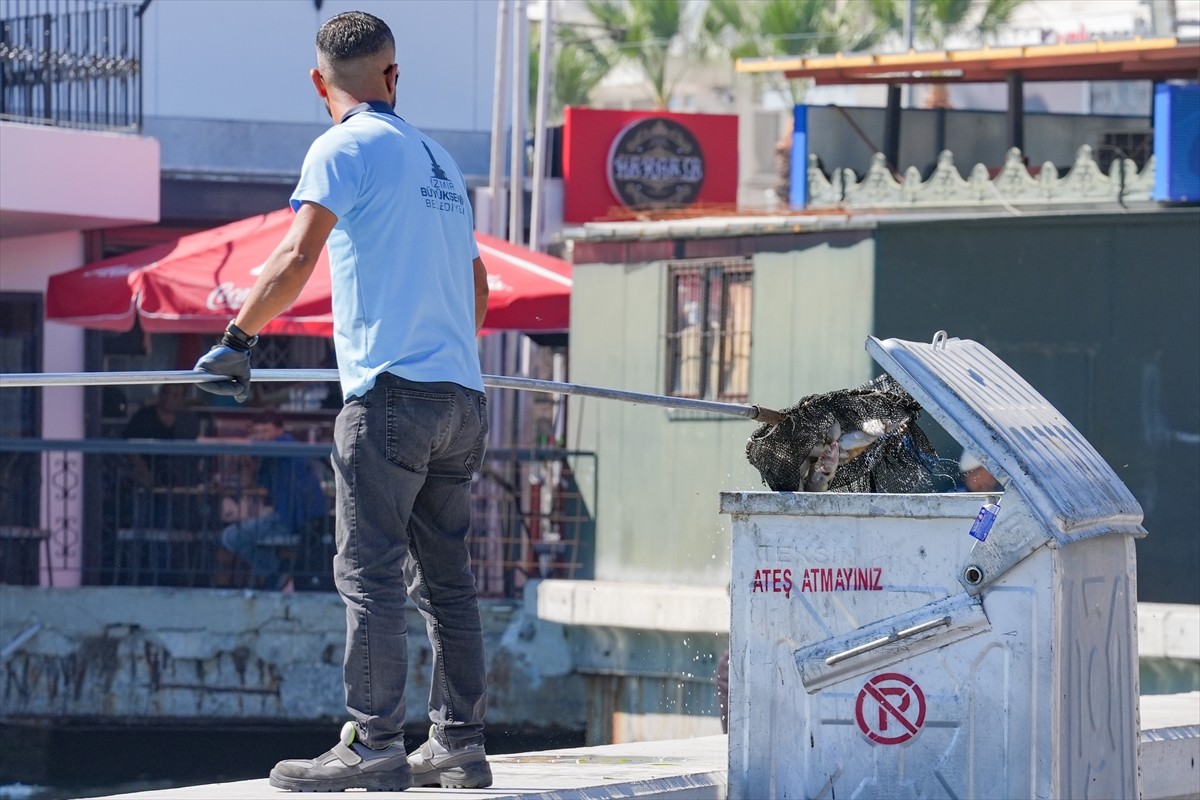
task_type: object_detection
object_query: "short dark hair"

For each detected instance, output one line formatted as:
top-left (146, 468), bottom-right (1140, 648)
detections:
top-left (316, 11), bottom-right (394, 64)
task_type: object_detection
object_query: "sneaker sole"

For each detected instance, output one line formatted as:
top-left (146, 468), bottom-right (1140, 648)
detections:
top-left (413, 761), bottom-right (494, 789)
top-left (269, 768), bottom-right (413, 792)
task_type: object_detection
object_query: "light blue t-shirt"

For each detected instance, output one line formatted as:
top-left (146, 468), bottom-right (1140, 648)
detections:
top-left (291, 104), bottom-right (483, 399)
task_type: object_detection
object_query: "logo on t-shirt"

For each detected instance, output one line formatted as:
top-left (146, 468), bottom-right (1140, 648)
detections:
top-left (423, 141), bottom-right (450, 181)
top-left (419, 140), bottom-right (465, 215)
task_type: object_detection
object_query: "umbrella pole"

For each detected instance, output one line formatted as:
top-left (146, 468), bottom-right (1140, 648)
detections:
top-left (0, 370), bottom-right (784, 424)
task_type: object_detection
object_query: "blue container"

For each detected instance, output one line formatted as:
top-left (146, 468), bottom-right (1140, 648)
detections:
top-left (1153, 83), bottom-right (1200, 202)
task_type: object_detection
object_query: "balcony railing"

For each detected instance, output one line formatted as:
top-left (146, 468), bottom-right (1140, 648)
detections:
top-left (0, 0), bottom-right (142, 131)
top-left (0, 438), bottom-right (596, 598)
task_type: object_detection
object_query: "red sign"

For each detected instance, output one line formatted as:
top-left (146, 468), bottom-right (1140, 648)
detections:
top-left (562, 107), bottom-right (738, 223)
top-left (855, 672), bottom-right (927, 745)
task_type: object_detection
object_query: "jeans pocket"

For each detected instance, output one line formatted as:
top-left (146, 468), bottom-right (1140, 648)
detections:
top-left (385, 387), bottom-right (455, 472)
top-left (465, 394), bottom-right (489, 473)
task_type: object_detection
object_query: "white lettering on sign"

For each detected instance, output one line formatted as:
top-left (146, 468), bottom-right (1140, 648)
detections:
top-left (206, 281), bottom-right (253, 311)
top-left (86, 265), bottom-right (139, 279)
top-left (612, 155), bottom-right (703, 183)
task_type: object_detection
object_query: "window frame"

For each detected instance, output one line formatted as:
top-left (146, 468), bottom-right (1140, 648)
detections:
top-left (663, 257), bottom-right (753, 404)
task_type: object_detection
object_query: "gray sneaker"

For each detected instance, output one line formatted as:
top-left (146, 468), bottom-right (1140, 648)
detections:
top-left (269, 721), bottom-right (413, 792)
top-left (407, 724), bottom-right (493, 789)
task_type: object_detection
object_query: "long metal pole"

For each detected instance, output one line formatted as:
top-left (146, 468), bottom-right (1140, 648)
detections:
top-left (508, 0), bottom-right (529, 245)
top-left (487, 0), bottom-right (511, 237)
top-left (0, 370), bottom-right (783, 424)
top-left (528, 0), bottom-right (554, 252)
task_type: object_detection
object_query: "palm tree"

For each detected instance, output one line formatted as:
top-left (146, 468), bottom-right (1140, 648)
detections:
top-left (530, 23), bottom-right (613, 125)
top-left (703, 0), bottom-right (895, 106)
top-left (908, 0), bottom-right (1026, 48)
top-left (584, 0), bottom-right (696, 109)
top-left (879, 0), bottom-right (1025, 108)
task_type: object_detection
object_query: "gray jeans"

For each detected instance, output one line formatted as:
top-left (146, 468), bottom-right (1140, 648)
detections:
top-left (332, 372), bottom-right (489, 750)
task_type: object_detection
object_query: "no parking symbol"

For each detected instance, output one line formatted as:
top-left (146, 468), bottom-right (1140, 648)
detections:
top-left (855, 672), bottom-right (927, 745)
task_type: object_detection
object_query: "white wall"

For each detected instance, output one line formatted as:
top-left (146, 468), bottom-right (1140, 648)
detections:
top-left (0, 122), bottom-right (160, 238)
top-left (141, 0), bottom-right (499, 132)
top-left (0, 231), bottom-right (87, 587)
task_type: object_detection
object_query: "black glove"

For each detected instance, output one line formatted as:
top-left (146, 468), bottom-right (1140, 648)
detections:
top-left (195, 323), bottom-right (255, 403)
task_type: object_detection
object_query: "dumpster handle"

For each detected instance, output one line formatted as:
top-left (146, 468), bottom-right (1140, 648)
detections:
top-left (824, 615), bottom-right (952, 666)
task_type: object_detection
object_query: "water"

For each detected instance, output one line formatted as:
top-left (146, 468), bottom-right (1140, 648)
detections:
top-left (0, 723), bottom-right (585, 800)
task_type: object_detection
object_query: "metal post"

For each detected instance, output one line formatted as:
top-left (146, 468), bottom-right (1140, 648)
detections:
top-left (529, 0), bottom-right (554, 252)
top-left (883, 84), bottom-right (902, 171)
top-left (508, 0), bottom-right (529, 246)
top-left (902, 0), bottom-right (916, 108)
top-left (487, 0), bottom-right (511, 238)
top-left (41, 12), bottom-right (52, 122)
top-left (1007, 71), bottom-right (1025, 153)
top-left (935, 105), bottom-right (947, 158)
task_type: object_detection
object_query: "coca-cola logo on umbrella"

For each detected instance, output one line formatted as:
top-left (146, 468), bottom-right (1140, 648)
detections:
top-left (606, 117), bottom-right (705, 210)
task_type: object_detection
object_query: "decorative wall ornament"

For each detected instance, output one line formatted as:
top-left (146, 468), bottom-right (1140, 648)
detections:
top-left (808, 146), bottom-right (1155, 209)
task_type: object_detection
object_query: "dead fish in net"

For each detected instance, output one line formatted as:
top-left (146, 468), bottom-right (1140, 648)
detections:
top-left (746, 375), bottom-right (939, 493)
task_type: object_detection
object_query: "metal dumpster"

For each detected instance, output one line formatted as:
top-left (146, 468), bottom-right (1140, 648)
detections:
top-left (722, 334), bottom-right (1146, 800)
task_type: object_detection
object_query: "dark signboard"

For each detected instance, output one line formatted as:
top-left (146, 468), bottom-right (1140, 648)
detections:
top-left (563, 107), bottom-right (737, 223)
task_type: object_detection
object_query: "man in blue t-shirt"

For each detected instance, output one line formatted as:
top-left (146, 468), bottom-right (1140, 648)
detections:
top-left (194, 10), bottom-right (491, 793)
top-left (220, 412), bottom-right (327, 589)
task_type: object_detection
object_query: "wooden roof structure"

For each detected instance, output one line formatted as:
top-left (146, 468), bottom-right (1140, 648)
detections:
top-left (735, 37), bottom-right (1200, 85)
top-left (736, 37), bottom-right (1199, 174)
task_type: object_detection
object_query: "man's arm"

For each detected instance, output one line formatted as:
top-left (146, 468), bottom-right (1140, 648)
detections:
top-left (194, 202), bottom-right (337, 402)
top-left (234, 202), bottom-right (338, 336)
top-left (473, 256), bottom-right (489, 333)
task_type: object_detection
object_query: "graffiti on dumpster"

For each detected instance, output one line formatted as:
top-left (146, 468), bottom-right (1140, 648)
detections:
top-left (855, 672), bottom-right (927, 745)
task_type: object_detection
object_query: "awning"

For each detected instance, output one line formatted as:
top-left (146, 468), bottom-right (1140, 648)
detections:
top-left (735, 36), bottom-right (1200, 84)
top-left (46, 209), bottom-right (572, 336)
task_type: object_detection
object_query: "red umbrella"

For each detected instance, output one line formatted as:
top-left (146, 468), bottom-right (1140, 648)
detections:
top-left (46, 209), bottom-right (571, 336)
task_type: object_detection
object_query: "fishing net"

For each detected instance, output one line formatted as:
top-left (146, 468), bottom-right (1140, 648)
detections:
top-left (746, 374), bottom-right (953, 493)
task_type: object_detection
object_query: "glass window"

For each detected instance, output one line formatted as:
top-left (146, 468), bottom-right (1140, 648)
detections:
top-left (665, 259), bottom-right (752, 402)
top-left (0, 293), bottom-right (41, 438)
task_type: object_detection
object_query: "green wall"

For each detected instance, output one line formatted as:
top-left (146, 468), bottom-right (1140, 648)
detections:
top-left (873, 209), bottom-right (1200, 604)
top-left (568, 232), bottom-right (875, 586)
top-left (566, 209), bottom-right (1198, 601)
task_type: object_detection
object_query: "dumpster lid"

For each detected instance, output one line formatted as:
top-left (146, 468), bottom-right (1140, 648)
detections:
top-left (868, 333), bottom-right (1145, 543)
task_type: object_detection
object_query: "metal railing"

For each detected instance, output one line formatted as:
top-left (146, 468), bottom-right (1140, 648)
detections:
top-left (0, 0), bottom-right (142, 131)
top-left (0, 437), bottom-right (596, 597)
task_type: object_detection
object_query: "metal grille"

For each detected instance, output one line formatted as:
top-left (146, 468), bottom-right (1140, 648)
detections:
top-left (0, 436), bottom-right (595, 598)
top-left (665, 258), bottom-right (752, 403)
top-left (471, 450), bottom-right (595, 598)
top-left (0, 0), bottom-right (142, 131)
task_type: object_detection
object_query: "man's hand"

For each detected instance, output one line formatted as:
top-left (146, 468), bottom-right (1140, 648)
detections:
top-left (192, 202), bottom-right (334, 404)
top-left (195, 327), bottom-right (254, 403)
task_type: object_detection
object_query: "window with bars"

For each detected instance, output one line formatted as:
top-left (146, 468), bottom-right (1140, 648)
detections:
top-left (665, 258), bottom-right (753, 403)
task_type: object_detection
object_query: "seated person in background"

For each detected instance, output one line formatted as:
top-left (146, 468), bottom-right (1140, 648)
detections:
top-left (221, 411), bottom-right (327, 589)
top-left (959, 451), bottom-right (1003, 493)
top-left (122, 383), bottom-right (202, 529)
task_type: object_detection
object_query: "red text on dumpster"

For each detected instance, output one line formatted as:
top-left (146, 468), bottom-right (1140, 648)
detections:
top-left (799, 566), bottom-right (883, 592)
top-left (751, 568), bottom-right (793, 596)
top-left (752, 566), bottom-right (883, 596)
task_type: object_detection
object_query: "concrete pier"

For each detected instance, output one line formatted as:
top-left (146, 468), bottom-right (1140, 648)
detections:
top-left (84, 702), bottom-right (1200, 800)
top-left (87, 734), bottom-right (729, 800)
